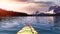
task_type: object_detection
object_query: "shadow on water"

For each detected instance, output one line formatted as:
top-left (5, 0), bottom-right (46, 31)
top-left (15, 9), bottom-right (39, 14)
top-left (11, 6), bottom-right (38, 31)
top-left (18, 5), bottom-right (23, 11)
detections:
top-left (0, 16), bottom-right (60, 34)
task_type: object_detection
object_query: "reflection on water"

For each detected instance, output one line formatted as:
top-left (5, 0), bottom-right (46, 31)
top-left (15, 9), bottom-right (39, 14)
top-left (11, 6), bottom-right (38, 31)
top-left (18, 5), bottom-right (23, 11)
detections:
top-left (53, 16), bottom-right (60, 34)
top-left (0, 16), bottom-right (60, 34)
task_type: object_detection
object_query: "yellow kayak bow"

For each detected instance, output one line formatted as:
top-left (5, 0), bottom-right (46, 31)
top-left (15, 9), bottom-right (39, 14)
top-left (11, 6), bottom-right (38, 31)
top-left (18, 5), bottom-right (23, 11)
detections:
top-left (17, 26), bottom-right (38, 34)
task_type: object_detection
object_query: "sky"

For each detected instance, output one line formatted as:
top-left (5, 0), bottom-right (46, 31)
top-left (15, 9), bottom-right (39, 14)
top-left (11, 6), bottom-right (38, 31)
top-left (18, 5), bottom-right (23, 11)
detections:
top-left (34, 0), bottom-right (60, 5)
top-left (0, 0), bottom-right (60, 14)
top-left (0, 0), bottom-right (60, 5)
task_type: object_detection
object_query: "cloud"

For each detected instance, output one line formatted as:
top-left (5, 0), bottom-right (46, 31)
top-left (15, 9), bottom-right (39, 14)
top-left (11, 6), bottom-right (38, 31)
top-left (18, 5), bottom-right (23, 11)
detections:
top-left (34, 0), bottom-right (60, 5)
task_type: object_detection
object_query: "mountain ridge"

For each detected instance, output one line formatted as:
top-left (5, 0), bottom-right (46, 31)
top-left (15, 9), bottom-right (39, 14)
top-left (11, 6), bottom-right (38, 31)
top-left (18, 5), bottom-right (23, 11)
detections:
top-left (0, 9), bottom-right (28, 17)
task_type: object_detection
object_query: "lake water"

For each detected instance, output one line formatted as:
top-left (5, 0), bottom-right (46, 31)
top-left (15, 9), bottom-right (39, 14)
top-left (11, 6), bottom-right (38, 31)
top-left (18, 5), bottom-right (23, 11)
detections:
top-left (0, 16), bottom-right (60, 34)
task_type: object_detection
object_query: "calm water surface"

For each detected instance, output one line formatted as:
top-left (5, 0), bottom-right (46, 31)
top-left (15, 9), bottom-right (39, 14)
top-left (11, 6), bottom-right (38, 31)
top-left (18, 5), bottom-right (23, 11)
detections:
top-left (0, 16), bottom-right (60, 34)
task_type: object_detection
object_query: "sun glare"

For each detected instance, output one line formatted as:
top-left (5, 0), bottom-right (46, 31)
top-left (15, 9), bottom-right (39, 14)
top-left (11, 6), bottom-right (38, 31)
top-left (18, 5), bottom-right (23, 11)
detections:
top-left (0, 0), bottom-right (49, 14)
top-left (0, 0), bottom-right (38, 14)
top-left (0, 0), bottom-right (31, 14)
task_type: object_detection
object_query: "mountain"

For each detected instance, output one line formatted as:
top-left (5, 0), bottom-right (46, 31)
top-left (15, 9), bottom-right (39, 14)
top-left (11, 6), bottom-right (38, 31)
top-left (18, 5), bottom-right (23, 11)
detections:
top-left (0, 9), bottom-right (28, 17)
top-left (49, 6), bottom-right (60, 13)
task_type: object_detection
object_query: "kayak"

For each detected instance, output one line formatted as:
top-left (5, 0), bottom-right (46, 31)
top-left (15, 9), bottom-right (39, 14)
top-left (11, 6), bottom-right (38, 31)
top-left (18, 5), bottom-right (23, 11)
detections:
top-left (17, 26), bottom-right (38, 34)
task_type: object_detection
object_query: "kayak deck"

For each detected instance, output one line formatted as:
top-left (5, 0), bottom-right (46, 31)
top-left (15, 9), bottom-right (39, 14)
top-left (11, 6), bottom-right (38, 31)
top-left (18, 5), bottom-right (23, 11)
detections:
top-left (17, 26), bottom-right (38, 34)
